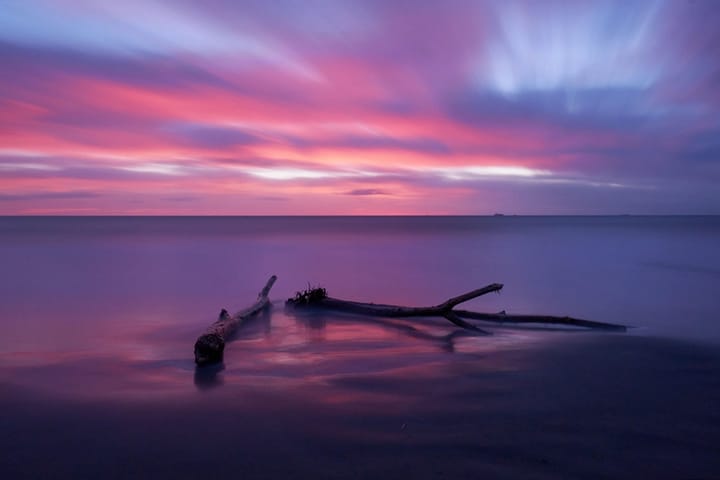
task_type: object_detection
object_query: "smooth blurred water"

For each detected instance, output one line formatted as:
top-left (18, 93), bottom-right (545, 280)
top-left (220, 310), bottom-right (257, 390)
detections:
top-left (1, 216), bottom-right (719, 354)
top-left (1, 216), bottom-right (720, 479)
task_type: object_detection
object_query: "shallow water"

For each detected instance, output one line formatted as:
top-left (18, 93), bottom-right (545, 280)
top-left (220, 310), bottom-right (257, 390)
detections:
top-left (1, 216), bottom-right (719, 478)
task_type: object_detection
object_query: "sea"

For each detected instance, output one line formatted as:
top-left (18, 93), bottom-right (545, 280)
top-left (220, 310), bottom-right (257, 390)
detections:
top-left (1, 216), bottom-right (719, 479)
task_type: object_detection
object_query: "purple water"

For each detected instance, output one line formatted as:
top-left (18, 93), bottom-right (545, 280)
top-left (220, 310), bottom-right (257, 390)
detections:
top-left (1, 216), bottom-right (720, 478)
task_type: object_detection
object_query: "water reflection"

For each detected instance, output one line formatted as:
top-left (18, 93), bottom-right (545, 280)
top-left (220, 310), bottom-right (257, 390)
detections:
top-left (3, 335), bottom-right (720, 480)
top-left (225, 305), bottom-right (273, 342)
top-left (0, 301), bottom-right (596, 401)
top-left (288, 306), bottom-right (481, 353)
top-left (193, 362), bottom-right (225, 390)
top-left (2, 217), bottom-right (720, 478)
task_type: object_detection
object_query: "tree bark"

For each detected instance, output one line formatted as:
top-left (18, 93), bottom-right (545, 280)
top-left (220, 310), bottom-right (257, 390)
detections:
top-left (287, 283), bottom-right (627, 333)
top-left (287, 283), bottom-right (505, 334)
top-left (454, 310), bottom-right (627, 331)
top-left (194, 275), bottom-right (277, 365)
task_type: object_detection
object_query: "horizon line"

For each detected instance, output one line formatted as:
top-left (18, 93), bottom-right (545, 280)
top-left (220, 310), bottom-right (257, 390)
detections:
top-left (2, 214), bottom-right (719, 218)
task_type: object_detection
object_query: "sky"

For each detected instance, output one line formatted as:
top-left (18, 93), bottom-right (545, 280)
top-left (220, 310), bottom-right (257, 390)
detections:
top-left (0, 0), bottom-right (719, 215)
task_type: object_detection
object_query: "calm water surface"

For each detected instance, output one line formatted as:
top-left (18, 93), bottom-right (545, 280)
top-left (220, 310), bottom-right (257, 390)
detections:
top-left (1, 216), bottom-right (719, 479)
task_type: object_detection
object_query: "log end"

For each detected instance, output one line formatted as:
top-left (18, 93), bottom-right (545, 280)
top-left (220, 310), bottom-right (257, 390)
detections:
top-left (194, 333), bottom-right (225, 366)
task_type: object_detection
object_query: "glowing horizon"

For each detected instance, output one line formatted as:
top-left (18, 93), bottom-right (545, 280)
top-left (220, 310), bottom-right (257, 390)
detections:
top-left (1, 0), bottom-right (719, 215)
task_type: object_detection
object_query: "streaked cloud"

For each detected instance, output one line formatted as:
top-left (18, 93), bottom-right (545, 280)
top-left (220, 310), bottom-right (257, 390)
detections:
top-left (432, 165), bottom-right (551, 180)
top-left (244, 167), bottom-right (378, 181)
top-left (0, 162), bottom-right (61, 172)
top-left (344, 188), bottom-right (389, 196)
top-left (0, 0), bottom-right (719, 214)
top-left (481, 1), bottom-right (662, 95)
top-left (0, 190), bottom-right (101, 202)
top-left (117, 163), bottom-right (189, 176)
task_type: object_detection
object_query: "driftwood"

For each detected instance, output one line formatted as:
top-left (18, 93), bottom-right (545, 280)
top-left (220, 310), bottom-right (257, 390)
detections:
top-left (454, 310), bottom-right (626, 331)
top-left (194, 275), bottom-right (277, 365)
top-left (286, 284), bottom-right (504, 334)
top-left (195, 278), bottom-right (626, 364)
top-left (286, 283), bottom-right (627, 333)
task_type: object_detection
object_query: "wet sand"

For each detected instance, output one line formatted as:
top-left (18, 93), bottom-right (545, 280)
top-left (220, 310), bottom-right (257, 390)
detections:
top-left (2, 320), bottom-right (720, 479)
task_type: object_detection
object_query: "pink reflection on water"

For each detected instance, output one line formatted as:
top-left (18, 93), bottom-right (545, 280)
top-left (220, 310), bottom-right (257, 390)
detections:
top-left (0, 303), bottom-right (562, 406)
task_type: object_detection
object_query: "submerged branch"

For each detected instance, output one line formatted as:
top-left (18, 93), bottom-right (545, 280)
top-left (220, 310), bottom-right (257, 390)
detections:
top-left (454, 310), bottom-right (627, 331)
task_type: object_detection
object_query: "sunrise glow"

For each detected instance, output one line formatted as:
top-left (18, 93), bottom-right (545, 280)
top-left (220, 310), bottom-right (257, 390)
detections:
top-left (1, 0), bottom-right (718, 214)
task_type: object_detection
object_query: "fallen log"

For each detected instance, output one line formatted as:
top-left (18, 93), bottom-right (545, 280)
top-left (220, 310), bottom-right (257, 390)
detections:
top-left (455, 310), bottom-right (627, 331)
top-left (194, 275), bottom-right (277, 365)
top-left (286, 283), bottom-right (628, 333)
top-left (286, 283), bottom-right (505, 335)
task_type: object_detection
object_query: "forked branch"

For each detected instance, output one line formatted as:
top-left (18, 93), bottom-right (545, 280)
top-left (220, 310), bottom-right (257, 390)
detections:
top-left (194, 278), bottom-right (627, 365)
top-left (286, 284), bottom-right (507, 335)
top-left (286, 282), bottom-right (627, 333)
